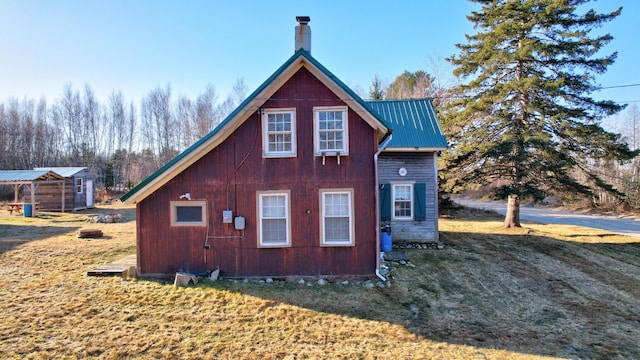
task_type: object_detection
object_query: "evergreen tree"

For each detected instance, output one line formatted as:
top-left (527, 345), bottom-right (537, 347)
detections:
top-left (445, 0), bottom-right (636, 227)
top-left (369, 74), bottom-right (385, 100)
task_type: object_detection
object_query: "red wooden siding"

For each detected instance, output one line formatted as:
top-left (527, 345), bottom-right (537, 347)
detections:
top-left (137, 68), bottom-right (379, 277)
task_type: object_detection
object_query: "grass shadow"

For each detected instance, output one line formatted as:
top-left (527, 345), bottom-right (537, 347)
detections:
top-left (0, 224), bottom-right (80, 254)
top-left (34, 207), bottom-right (137, 224)
top-left (192, 226), bottom-right (640, 359)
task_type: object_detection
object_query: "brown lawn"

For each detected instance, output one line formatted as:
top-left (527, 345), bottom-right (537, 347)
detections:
top-left (0, 204), bottom-right (638, 359)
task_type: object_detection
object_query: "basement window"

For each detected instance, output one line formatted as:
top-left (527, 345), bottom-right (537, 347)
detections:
top-left (170, 200), bottom-right (207, 227)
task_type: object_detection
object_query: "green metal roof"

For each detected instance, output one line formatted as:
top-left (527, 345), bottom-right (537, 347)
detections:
top-left (295, 50), bottom-right (392, 130)
top-left (0, 170), bottom-right (65, 184)
top-left (120, 49), bottom-right (391, 203)
top-left (366, 99), bottom-right (448, 150)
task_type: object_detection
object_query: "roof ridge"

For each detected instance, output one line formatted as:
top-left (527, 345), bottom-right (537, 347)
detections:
top-left (121, 49), bottom-right (391, 203)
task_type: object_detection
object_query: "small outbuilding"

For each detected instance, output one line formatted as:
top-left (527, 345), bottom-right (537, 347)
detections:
top-left (368, 99), bottom-right (448, 243)
top-left (0, 170), bottom-right (66, 214)
top-left (31, 167), bottom-right (96, 211)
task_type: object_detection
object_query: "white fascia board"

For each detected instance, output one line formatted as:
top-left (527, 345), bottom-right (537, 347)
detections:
top-left (123, 61), bottom-right (306, 204)
top-left (382, 147), bottom-right (448, 152)
top-left (301, 59), bottom-right (389, 138)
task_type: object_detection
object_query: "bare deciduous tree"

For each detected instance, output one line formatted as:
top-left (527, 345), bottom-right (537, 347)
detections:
top-left (141, 84), bottom-right (177, 169)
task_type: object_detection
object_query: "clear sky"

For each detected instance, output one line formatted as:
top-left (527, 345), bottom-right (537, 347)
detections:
top-left (1, 0), bottom-right (638, 117)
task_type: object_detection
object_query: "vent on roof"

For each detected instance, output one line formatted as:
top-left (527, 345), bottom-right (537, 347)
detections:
top-left (295, 16), bottom-right (311, 53)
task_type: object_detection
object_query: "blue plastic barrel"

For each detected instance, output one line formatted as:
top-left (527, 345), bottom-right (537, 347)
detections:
top-left (23, 204), bottom-right (33, 217)
top-left (381, 231), bottom-right (392, 252)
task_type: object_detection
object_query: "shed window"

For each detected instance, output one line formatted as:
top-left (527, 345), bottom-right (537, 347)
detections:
top-left (262, 108), bottom-right (296, 157)
top-left (257, 191), bottom-right (291, 247)
top-left (320, 189), bottom-right (354, 246)
top-left (170, 200), bottom-right (207, 227)
top-left (314, 106), bottom-right (348, 155)
top-left (76, 178), bottom-right (83, 194)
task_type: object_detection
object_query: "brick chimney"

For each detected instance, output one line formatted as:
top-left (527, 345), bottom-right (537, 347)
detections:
top-left (295, 16), bottom-right (311, 53)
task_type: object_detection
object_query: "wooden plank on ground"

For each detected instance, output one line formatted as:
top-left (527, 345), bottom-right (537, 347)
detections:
top-left (87, 254), bottom-right (136, 277)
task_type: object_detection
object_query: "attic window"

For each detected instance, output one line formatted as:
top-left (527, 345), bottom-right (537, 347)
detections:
top-left (262, 108), bottom-right (297, 157)
top-left (170, 200), bottom-right (207, 227)
top-left (314, 106), bottom-right (349, 156)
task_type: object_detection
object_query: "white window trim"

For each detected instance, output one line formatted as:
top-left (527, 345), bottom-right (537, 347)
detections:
top-left (391, 183), bottom-right (414, 221)
top-left (262, 108), bottom-right (297, 158)
top-left (170, 200), bottom-right (207, 227)
top-left (257, 190), bottom-right (292, 248)
top-left (313, 106), bottom-right (349, 156)
top-left (76, 178), bottom-right (83, 194)
top-left (319, 188), bottom-right (355, 247)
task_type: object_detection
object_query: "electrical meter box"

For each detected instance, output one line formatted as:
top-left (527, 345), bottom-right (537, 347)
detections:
top-left (222, 210), bottom-right (233, 224)
top-left (234, 216), bottom-right (246, 230)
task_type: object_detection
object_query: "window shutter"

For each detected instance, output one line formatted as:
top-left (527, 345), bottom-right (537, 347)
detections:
top-left (379, 183), bottom-right (391, 222)
top-left (413, 182), bottom-right (427, 221)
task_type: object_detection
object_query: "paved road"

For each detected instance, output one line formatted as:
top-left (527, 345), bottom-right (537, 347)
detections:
top-left (454, 198), bottom-right (640, 238)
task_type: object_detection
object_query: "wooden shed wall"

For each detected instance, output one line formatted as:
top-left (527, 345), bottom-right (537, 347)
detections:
top-left (23, 170), bottom-right (97, 211)
top-left (378, 152), bottom-right (439, 242)
top-left (137, 68), bottom-right (379, 277)
top-left (24, 179), bottom-right (74, 211)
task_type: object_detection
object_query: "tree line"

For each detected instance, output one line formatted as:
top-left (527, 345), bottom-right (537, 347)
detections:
top-left (2, 0), bottom-right (638, 220)
top-left (0, 79), bottom-right (247, 194)
top-left (1, 66), bottom-right (637, 213)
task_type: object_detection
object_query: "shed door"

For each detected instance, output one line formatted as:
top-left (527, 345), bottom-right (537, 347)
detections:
top-left (86, 180), bottom-right (94, 208)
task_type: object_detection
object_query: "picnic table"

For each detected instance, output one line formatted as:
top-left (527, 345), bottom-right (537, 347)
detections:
top-left (6, 203), bottom-right (40, 215)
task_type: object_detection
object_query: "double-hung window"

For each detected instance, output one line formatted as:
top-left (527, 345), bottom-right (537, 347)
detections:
top-left (257, 191), bottom-right (291, 247)
top-left (392, 184), bottom-right (413, 220)
top-left (262, 108), bottom-right (296, 157)
top-left (320, 189), bottom-right (354, 246)
top-left (314, 106), bottom-right (348, 155)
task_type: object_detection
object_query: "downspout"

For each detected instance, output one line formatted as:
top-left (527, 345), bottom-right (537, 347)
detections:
top-left (374, 133), bottom-right (393, 281)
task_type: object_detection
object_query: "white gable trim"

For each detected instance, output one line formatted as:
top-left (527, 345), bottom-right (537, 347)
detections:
top-left (301, 58), bottom-right (388, 141)
top-left (127, 55), bottom-right (389, 204)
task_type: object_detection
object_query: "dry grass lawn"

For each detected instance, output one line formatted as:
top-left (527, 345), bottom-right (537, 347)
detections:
top-left (0, 204), bottom-right (638, 359)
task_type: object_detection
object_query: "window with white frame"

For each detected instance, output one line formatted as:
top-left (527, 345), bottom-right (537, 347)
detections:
top-left (320, 189), bottom-right (354, 246)
top-left (257, 191), bottom-right (291, 247)
top-left (170, 200), bottom-right (207, 227)
top-left (262, 108), bottom-right (296, 157)
top-left (314, 106), bottom-right (348, 155)
top-left (76, 178), bottom-right (83, 194)
top-left (392, 184), bottom-right (413, 220)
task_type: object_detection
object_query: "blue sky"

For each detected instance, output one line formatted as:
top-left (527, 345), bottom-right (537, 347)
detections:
top-left (1, 0), bottom-right (638, 116)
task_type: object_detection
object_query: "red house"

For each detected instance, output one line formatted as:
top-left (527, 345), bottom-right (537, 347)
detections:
top-left (121, 17), bottom-right (445, 279)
